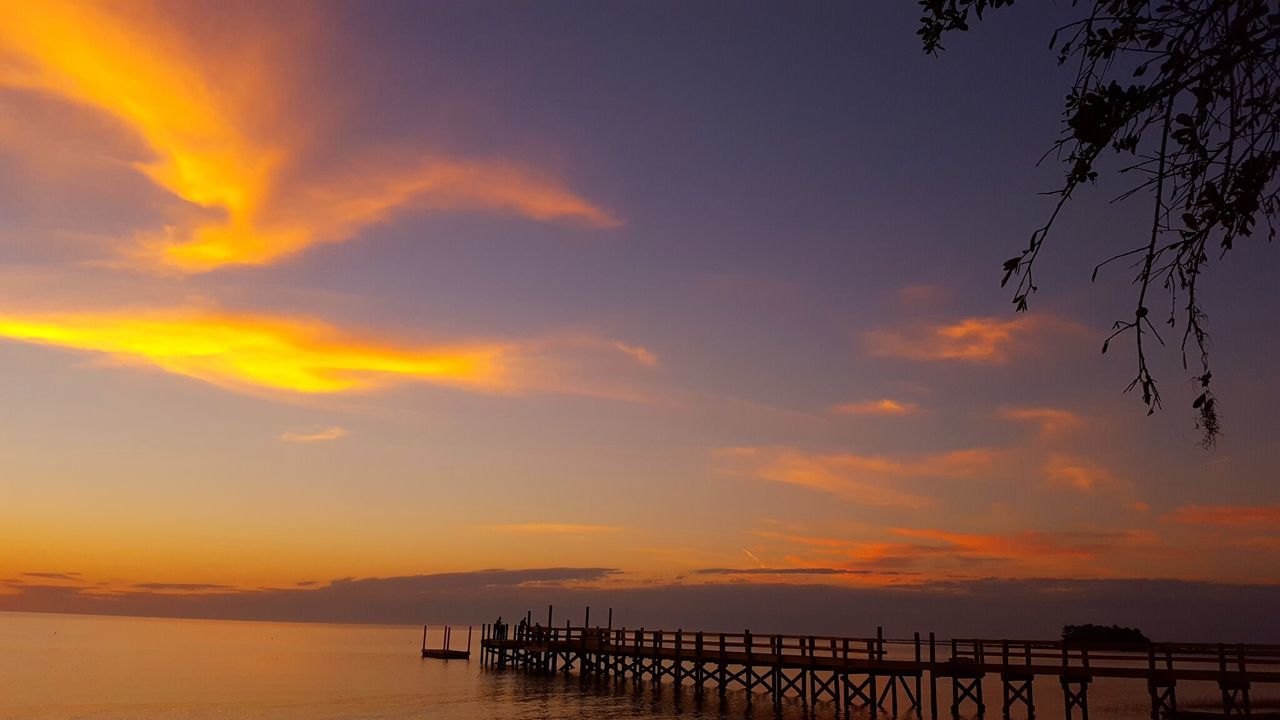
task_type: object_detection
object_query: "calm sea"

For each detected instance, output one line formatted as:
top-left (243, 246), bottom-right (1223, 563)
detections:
top-left (0, 612), bottom-right (1273, 719)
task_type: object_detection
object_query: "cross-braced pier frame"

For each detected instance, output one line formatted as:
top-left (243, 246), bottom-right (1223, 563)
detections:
top-left (468, 607), bottom-right (1280, 719)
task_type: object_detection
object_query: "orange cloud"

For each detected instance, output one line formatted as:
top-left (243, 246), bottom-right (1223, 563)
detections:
top-left (0, 308), bottom-right (511, 394)
top-left (491, 523), bottom-right (621, 535)
top-left (763, 527), bottom-right (1156, 580)
top-left (831, 399), bottom-right (920, 416)
top-left (280, 427), bottom-right (348, 443)
top-left (0, 1), bottom-right (617, 272)
top-left (1165, 505), bottom-right (1280, 526)
top-left (147, 157), bottom-right (620, 272)
top-left (865, 316), bottom-right (1033, 364)
top-left (612, 341), bottom-right (658, 367)
top-left (999, 407), bottom-right (1084, 436)
top-left (1043, 454), bottom-right (1116, 492)
top-left (896, 284), bottom-right (944, 305)
top-left (718, 446), bottom-right (995, 507)
top-left (890, 528), bottom-right (1105, 560)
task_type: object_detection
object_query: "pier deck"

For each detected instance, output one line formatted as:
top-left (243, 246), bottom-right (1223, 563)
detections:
top-left (473, 610), bottom-right (1280, 719)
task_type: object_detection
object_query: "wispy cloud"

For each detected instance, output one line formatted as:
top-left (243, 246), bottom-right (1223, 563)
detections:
top-left (491, 523), bottom-right (622, 535)
top-left (692, 567), bottom-right (872, 576)
top-left (280, 426), bottom-right (348, 443)
top-left (611, 341), bottom-right (658, 367)
top-left (865, 316), bottom-right (1034, 364)
top-left (21, 572), bottom-right (82, 582)
top-left (763, 527), bottom-right (1157, 579)
top-left (1042, 454), bottom-right (1117, 492)
top-left (0, 306), bottom-right (666, 403)
top-left (831, 399), bottom-right (919, 416)
top-left (717, 446), bottom-right (995, 507)
top-left (0, 308), bottom-right (510, 394)
top-left (999, 407), bottom-right (1084, 437)
top-left (132, 582), bottom-right (236, 593)
top-left (889, 528), bottom-right (1118, 561)
top-left (0, 1), bottom-right (617, 272)
top-left (896, 284), bottom-right (944, 306)
top-left (1165, 504), bottom-right (1280, 526)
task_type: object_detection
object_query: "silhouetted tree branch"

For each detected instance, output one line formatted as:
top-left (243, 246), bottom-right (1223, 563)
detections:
top-left (921, 0), bottom-right (1280, 447)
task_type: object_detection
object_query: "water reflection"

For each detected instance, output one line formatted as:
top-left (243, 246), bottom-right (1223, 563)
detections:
top-left (0, 612), bottom-right (1274, 720)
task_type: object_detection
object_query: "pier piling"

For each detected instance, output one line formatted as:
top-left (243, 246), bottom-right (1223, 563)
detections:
top-left (466, 618), bottom-right (1280, 718)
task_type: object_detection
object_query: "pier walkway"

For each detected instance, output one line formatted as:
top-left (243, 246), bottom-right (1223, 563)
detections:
top-left (473, 610), bottom-right (1280, 719)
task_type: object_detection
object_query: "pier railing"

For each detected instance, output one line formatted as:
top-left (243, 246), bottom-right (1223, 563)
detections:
top-left (484, 624), bottom-right (1280, 676)
top-left (472, 618), bottom-right (1280, 718)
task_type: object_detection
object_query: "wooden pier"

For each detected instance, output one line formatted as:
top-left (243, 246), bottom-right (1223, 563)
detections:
top-left (474, 608), bottom-right (1280, 719)
top-left (421, 624), bottom-right (471, 660)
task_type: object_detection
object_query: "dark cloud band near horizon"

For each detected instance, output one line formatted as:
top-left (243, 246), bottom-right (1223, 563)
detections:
top-left (3, 568), bottom-right (1277, 644)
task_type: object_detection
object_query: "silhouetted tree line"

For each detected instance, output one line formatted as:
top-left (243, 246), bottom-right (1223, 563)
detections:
top-left (921, 1), bottom-right (1280, 447)
top-left (1062, 623), bottom-right (1152, 646)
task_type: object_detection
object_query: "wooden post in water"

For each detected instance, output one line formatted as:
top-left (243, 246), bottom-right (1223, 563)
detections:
top-left (1061, 640), bottom-right (1091, 720)
top-left (675, 629), bottom-right (684, 685)
top-left (473, 620), bottom-right (1280, 720)
top-left (1147, 643), bottom-right (1177, 720)
top-left (1000, 639), bottom-right (1035, 720)
top-left (929, 632), bottom-right (938, 720)
top-left (1218, 642), bottom-right (1252, 716)
top-left (773, 635), bottom-right (784, 709)
top-left (914, 631), bottom-right (924, 718)
top-left (694, 631), bottom-right (705, 693)
top-left (717, 632), bottom-right (727, 694)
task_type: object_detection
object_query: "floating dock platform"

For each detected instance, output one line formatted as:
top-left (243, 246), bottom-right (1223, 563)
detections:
top-left (420, 624), bottom-right (471, 660)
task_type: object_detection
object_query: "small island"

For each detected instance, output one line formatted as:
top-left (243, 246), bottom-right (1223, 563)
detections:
top-left (1062, 624), bottom-right (1152, 647)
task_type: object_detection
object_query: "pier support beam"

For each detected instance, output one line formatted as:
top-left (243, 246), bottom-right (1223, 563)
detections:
top-left (811, 670), bottom-right (840, 705)
top-left (846, 674), bottom-right (878, 713)
top-left (1219, 677), bottom-right (1250, 717)
top-left (1001, 672), bottom-right (1034, 720)
top-left (952, 673), bottom-right (986, 720)
top-left (1148, 677), bottom-right (1176, 720)
top-left (1061, 677), bottom-right (1091, 720)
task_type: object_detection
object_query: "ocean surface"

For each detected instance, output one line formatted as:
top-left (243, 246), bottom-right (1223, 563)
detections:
top-left (1, 612), bottom-right (1275, 719)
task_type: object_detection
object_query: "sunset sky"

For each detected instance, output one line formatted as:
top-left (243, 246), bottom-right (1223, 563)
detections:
top-left (2, 1), bottom-right (1278, 628)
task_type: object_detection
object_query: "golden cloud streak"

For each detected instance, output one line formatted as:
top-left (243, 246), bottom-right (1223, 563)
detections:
top-left (718, 446), bottom-right (995, 507)
top-left (280, 426), bottom-right (349, 443)
top-left (865, 316), bottom-right (1033, 364)
top-left (0, 0), bottom-right (617, 272)
top-left (0, 309), bottom-right (511, 394)
top-left (998, 406), bottom-right (1084, 436)
top-left (1042, 453), bottom-right (1116, 492)
top-left (760, 528), bottom-right (1160, 580)
top-left (491, 523), bottom-right (622, 535)
top-left (831, 399), bottom-right (919, 416)
top-left (1166, 504), bottom-right (1280, 526)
